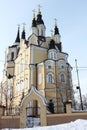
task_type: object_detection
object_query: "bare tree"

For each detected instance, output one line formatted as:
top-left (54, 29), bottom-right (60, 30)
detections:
top-left (82, 94), bottom-right (87, 110)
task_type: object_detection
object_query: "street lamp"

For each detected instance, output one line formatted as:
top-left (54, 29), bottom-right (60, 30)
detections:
top-left (76, 86), bottom-right (83, 110)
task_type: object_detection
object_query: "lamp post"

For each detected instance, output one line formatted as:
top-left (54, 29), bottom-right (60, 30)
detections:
top-left (76, 86), bottom-right (83, 110)
top-left (75, 59), bottom-right (83, 110)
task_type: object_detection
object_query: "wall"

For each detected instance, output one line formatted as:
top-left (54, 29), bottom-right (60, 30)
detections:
top-left (1, 102), bottom-right (87, 128)
top-left (47, 112), bottom-right (87, 126)
top-left (0, 116), bottom-right (20, 129)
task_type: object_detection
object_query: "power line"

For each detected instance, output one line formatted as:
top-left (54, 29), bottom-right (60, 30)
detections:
top-left (0, 59), bottom-right (87, 70)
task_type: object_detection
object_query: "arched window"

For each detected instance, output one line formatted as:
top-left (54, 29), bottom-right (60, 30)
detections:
top-left (54, 52), bottom-right (57, 59)
top-left (47, 73), bottom-right (54, 84)
top-left (60, 65), bottom-right (64, 69)
top-left (60, 73), bottom-right (65, 83)
top-left (48, 74), bottom-right (52, 83)
top-left (51, 52), bottom-right (53, 59)
top-left (11, 52), bottom-right (14, 60)
top-left (48, 51), bottom-right (57, 60)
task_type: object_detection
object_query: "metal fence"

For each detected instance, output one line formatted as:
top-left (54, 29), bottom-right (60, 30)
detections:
top-left (4, 107), bottom-right (20, 116)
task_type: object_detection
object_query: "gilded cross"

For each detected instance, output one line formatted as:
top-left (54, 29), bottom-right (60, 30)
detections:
top-left (54, 18), bottom-right (57, 26)
top-left (22, 23), bottom-right (26, 30)
top-left (38, 4), bottom-right (41, 14)
top-left (50, 29), bottom-right (53, 37)
top-left (32, 9), bottom-right (36, 18)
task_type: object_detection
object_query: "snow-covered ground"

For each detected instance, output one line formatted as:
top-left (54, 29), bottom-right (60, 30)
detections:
top-left (3, 119), bottom-right (87, 130)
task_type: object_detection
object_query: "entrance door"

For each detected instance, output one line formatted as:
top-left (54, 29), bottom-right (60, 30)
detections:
top-left (26, 100), bottom-right (40, 128)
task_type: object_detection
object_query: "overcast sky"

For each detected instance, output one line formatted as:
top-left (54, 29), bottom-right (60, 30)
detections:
top-left (0, 0), bottom-right (87, 95)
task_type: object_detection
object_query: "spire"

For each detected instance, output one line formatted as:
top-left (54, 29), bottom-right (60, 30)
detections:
top-left (15, 25), bottom-right (20, 43)
top-left (54, 18), bottom-right (59, 35)
top-left (21, 23), bottom-right (26, 39)
top-left (36, 5), bottom-right (44, 25)
top-left (32, 10), bottom-right (37, 27)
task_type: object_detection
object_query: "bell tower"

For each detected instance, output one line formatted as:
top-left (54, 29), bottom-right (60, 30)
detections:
top-left (30, 10), bottom-right (37, 35)
top-left (36, 5), bottom-right (46, 37)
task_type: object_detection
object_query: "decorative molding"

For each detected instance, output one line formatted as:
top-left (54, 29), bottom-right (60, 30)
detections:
top-left (37, 62), bottom-right (44, 68)
top-left (21, 86), bottom-right (47, 107)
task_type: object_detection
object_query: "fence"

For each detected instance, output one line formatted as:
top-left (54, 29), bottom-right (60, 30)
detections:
top-left (4, 107), bottom-right (20, 116)
top-left (0, 116), bottom-right (20, 129)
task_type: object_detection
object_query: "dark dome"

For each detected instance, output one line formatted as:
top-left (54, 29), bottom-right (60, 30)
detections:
top-left (32, 17), bottom-right (37, 27)
top-left (49, 39), bottom-right (56, 49)
top-left (54, 26), bottom-right (59, 35)
top-left (36, 13), bottom-right (44, 25)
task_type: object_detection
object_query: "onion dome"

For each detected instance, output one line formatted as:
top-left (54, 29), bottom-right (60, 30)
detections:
top-left (54, 25), bottom-right (59, 35)
top-left (49, 39), bottom-right (56, 50)
top-left (36, 5), bottom-right (44, 25)
top-left (32, 11), bottom-right (37, 27)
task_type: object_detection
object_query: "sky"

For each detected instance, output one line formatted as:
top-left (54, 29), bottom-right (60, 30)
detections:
top-left (0, 0), bottom-right (87, 96)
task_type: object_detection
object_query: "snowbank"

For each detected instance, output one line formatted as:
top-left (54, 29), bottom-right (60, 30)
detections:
top-left (4, 119), bottom-right (87, 130)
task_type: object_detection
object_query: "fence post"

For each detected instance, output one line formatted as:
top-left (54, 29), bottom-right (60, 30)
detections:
top-left (65, 100), bottom-right (72, 114)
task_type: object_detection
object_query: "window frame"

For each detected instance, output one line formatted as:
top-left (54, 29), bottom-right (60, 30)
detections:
top-left (60, 73), bottom-right (66, 83)
top-left (47, 73), bottom-right (54, 84)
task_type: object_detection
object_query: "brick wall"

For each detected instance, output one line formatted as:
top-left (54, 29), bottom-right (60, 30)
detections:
top-left (47, 112), bottom-right (87, 126)
top-left (0, 116), bottom-right (20, 129)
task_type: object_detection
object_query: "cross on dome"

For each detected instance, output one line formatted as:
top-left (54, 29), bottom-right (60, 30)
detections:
top-left (50, 29), bottom-right (53, 39)
top-left (22, 23), bottom-right (26, 31)
top-left (32, 9), bottom-right (36, 18)
top-left (38, 4), bottom-right (41, 14)
top-left (54, 18), bottom-right (57, 27)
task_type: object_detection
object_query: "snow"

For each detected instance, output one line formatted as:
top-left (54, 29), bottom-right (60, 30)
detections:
top-left (3, 119), bottom-right (87, 130)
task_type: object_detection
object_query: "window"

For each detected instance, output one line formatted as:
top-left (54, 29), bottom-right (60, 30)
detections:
top-left (60, 73), bottom-right (65, 83)
top-left (11, 52), bottom-right (14, 60)
top-left (48, 74), bottom-right (52, 83)
top-left (48, 65), bottom-right (51, 69)
top-left (47, 73), bottom-right (54, 84)
top-left (54, 52), bottom-right (57, 59)
top-left (49, 52), bottom-right (57, 60)
top-left (61, 65), bottom-right (64, 69)
top-left (51, 53), bottom-right (53, 59)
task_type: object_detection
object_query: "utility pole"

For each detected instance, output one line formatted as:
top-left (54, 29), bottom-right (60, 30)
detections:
top-left (75, 59), bottom-right (83, 110)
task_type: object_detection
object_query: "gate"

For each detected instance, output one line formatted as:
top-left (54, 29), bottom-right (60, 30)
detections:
top-left (20, 86), bottom-right (47, 128)
top-left (26, 100), bottom-right (41, 127)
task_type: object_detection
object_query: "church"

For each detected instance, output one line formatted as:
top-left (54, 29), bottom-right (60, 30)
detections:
top-left (0, 6), bottom-right (73, 117)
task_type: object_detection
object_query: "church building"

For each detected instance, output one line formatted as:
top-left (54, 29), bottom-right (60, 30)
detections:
top-left (0, 6), bottom-right (73, 115)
